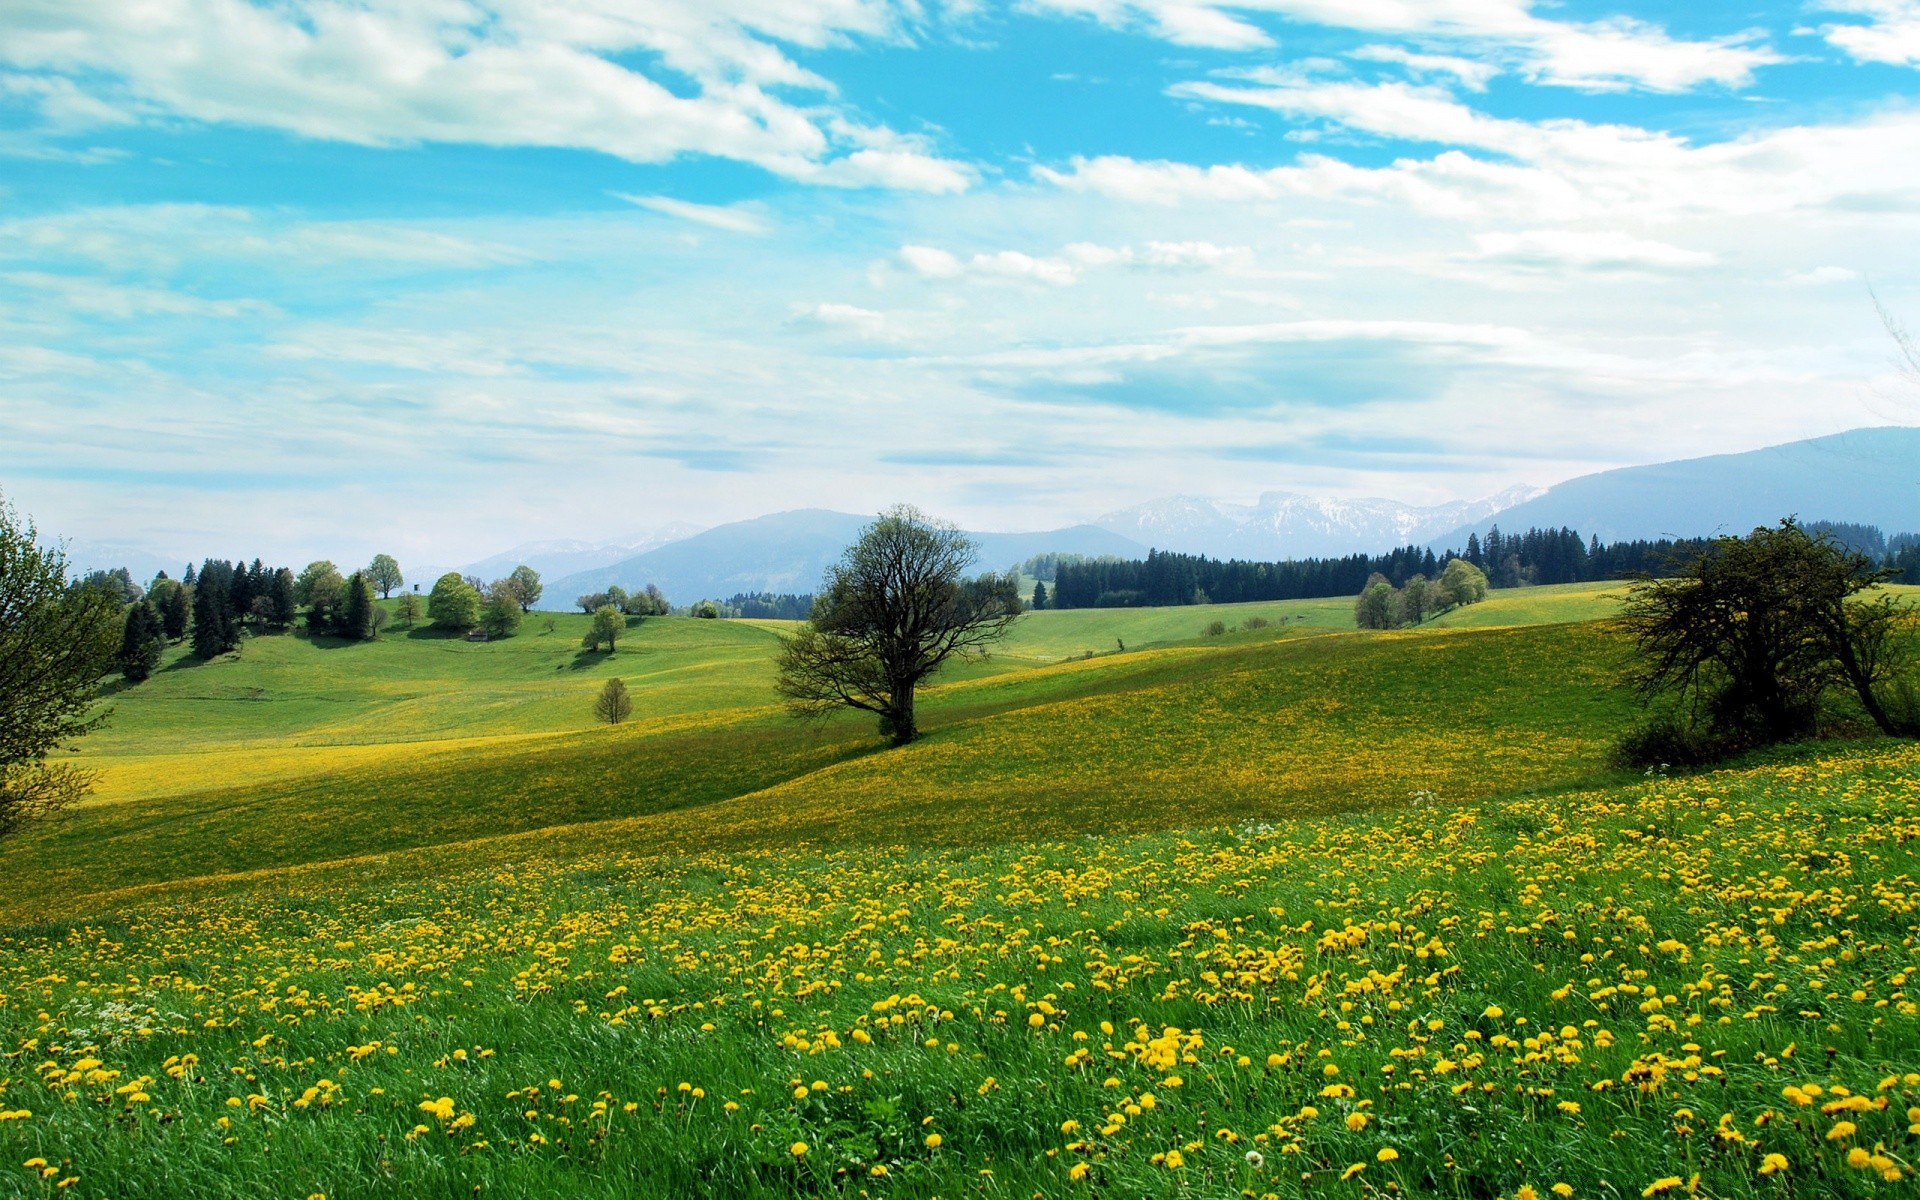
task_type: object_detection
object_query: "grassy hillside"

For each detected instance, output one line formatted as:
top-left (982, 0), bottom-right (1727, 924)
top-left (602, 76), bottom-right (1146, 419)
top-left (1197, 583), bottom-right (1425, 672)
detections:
top-left (2, 738), bottom-right (1914, 1198)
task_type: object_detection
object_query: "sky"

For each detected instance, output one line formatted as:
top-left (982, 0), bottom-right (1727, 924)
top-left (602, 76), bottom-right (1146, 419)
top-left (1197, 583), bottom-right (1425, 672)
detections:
top-left (3, 0), bottom-right (1920, 572)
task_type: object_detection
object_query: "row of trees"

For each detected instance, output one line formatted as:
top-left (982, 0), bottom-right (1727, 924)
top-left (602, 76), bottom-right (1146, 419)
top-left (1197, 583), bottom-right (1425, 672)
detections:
top-left (574, 583), bottom-right (669, 617)
top-left (1043, 529), bottom-right (1728, 610)
top-left (1354, 559), bottom-right (1490, 629)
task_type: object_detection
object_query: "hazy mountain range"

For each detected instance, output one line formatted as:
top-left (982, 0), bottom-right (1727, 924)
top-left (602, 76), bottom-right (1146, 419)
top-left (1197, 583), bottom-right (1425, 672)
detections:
top-left (61, 426), bottom-right (1920, 604)
top-left (1093, 485), bottom-right (1543, 562)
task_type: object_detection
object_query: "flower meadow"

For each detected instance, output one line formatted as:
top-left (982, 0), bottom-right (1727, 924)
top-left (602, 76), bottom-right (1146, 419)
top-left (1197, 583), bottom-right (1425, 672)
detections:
top-left (4, 742), bottom-right (1918, 1198)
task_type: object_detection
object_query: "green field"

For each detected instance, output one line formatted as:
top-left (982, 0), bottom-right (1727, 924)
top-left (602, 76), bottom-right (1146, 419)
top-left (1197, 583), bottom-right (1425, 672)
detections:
top-left (2, 584), bottom-right (1916, 1198)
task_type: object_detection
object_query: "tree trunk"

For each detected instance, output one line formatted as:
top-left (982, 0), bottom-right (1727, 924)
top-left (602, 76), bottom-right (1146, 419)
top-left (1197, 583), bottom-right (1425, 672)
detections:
top-left (886, 683), bottom-right (917, 746)
top-left (1832, 629), bottom-right (1898, 736)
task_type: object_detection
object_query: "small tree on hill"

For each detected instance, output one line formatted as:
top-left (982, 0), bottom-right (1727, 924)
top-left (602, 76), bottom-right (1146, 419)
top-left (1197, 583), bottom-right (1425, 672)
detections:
top-left (428, 572), bottom-right (482, 632)
top-left (481, 587), bottom-right (523, 639)
top-left (594, 677), bottom-right (632, 725)
top-left (1354, 573), bottom-right (1397, 630)
top-left (1032, 580), bottom-right (1048, 610)
top-left (395, 592), bottom-right (423, 629)
top-left (583, 604), bottom-right (623, 653)
top-left (151, 576), bottom-right (191, 641)
top-left (1438, 558), bottom-right (1489, 608)
top-left (505, 564), bottom-right (543, 612)
top-left (368, 553), bottom-right (404, 598)
top-left (776, 506), bottom-right (1022, 746)
top-left (268, 567), bottom-right (298, 630)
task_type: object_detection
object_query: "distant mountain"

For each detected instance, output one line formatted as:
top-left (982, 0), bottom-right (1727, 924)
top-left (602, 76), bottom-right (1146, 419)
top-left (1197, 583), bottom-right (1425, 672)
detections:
top-left (60, 539), bottom-right (190, 587)
top-left (1429, 426), bottom-right (1920, 549)
top-left (542, 509), bottom-right (1149, 609)
top-left (457, 524), bottom-right (705, 584)
top-left (1097, 486), bottom-right (1541, 560)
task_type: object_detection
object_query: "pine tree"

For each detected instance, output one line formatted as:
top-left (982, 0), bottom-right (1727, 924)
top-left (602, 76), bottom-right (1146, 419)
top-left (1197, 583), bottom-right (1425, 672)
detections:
top-left (191, 568), bottom-right (237, 658)
top-left (269, 568), bottom-right (297, 630)
top-left (229, 558), bottom-right (254, 624)
top-left (1032, 580), bottom-right (1048, 610)
top-left (118, 602), bottom-right (165, 682)
top-left (337, 572), bottom-right (376, 641)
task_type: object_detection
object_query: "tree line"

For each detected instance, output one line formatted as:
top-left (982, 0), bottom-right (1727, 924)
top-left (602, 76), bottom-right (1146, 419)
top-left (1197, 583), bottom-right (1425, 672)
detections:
top-left (1041, 521), bottom-right (1920, 610)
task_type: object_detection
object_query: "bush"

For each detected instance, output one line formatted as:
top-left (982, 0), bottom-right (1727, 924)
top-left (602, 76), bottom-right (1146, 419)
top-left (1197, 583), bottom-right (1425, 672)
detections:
top-left (1204, 620), bottom-right (1227, 636)
top-left (1610, 710), bottom-right (1739, 771)
top-left (1241, 616), bottom-right (1269, 631)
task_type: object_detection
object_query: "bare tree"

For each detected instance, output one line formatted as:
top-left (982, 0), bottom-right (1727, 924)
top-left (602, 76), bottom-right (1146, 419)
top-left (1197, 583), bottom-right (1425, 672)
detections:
top-left (775, 506), bottom-right (1022, 746)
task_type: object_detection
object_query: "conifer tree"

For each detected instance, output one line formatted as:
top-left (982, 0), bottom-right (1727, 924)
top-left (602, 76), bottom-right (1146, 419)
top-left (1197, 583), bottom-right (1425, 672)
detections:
top-left (118, 601), bottom-right (166, 682)
top-left (269, 568), bottom-right (297, 630)
top-left (229, 559), bottom-right (254, 624)
top-left (337, 572), bottom-right (376, 641)
top-left (191, 566), bottom-right (237, 658)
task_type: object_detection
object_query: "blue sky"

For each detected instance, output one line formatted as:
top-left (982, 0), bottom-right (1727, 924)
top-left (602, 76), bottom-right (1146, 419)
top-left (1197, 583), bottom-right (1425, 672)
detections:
top-left (3, 0), bottom-right (1919, 572)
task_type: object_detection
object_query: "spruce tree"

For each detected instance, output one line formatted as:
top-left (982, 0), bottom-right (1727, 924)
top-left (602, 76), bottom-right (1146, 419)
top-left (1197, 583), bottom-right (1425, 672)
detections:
top-left (191, 568), bottom-right (237, 658)
top-left (337, 572), bottom-right (376, 641)
top-left (229, 558), bottom-right (254, 625)
top-left (270, 568), bottom-right (297, 630)
top-left (119, 602), bottom-right (165, 682)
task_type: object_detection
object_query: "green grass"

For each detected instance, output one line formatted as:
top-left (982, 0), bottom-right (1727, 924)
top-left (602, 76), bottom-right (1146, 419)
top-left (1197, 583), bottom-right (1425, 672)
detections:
top-left (1, 583), bottom-right (1917, 1198)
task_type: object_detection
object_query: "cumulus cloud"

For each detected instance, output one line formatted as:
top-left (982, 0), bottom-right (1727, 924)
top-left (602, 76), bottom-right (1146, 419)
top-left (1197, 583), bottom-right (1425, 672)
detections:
top-left (0, 0), bottom-right (970, 190)
top-left (1820, 1), bottom-right (1920, 65)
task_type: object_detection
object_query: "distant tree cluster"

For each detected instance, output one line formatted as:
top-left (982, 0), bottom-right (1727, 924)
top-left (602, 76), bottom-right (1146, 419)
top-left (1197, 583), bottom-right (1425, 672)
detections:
top-left (1041, 524), bottom-right (1896, 611)
top-left (717, 592), bottom-right (814, 620)
top-left (1354, 559), bottom-right (1490, 629)
top-left (293, 560), bottom-right (387, 643)
top-left (576, 583), bottom-right (669, 618)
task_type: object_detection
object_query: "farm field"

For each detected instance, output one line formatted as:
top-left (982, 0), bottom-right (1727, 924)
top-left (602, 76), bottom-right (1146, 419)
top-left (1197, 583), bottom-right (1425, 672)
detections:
top-left (2, 585), bottom-right (1916, 1198)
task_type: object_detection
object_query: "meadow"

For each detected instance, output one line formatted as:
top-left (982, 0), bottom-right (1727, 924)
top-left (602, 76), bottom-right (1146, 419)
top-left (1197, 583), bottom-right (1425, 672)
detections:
top-left (2, 584), bottom-right (1916, 1198)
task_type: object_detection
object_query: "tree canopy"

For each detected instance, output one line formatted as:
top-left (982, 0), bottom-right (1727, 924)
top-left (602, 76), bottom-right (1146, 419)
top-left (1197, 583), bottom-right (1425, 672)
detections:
top-left (428, 572), bottom-right (482, 632)
top-left (1620, 518), bottom-right (1914, 762)
top-left (0, 496), bottom-right (121, 838)
top-left (775, 505), bottom-right (1022, 746)
top-left (367, 554), bottom-right (404, 598)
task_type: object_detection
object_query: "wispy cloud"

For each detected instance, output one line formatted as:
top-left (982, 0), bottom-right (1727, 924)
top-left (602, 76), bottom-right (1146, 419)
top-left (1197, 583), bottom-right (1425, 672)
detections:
top-left (614, 194), bottom-right (772, 235)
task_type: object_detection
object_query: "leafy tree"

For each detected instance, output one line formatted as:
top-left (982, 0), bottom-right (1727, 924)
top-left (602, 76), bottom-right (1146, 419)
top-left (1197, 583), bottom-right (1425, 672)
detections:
top-left (293, 560), bottom-right (339, 607)
top-left (594, 677), bottom-right (632, 725)
top-left (642, 584), bottom-right (671, 615)
top-left (576, 593), bottom-right (606, 615)
top-left (428, 572), bottom-right (483, 632)
top-left (1400, 574), bottom-right (1431, 624)
top-left (691, 599), bottom-right (720, 619)
top-left (504, 565), bottom-right (542, 612)
top-left (0, 495), bottom-right (121, 838)
top-left (1620, 519), bottom-right (1914, 760)
top-left (1354, 574), bottom-right (1397, 630)
top-left (368, 553), bottom-right (404, 598)
top-left (481, 588), bottom-right (523, 639)
top-left (395, 592), bottom-right (423, 629)
top-left (1437, 558), bottom-right (1489, 608)
top-left (82, 567), bottom-right (142, 607)
top-left (775, 506), bottom-right (1022, 746)
top-left (337, 572), bottom-right (376, 641)
top-left (191, 566), bottom-right (239, 658)
top-left (583, 604), bottom-right (623, 653)
top-left (118, 601), bottom-right (165, 683)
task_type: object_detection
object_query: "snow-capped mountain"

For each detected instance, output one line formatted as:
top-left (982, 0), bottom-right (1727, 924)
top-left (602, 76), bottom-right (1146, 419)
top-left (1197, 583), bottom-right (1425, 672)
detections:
top-left (1097, 485), bottom-right (1543, 560)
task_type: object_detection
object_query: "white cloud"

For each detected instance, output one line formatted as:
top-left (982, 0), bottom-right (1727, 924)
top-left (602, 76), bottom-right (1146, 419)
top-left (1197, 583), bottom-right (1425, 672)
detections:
top-left (1821, 1), bottom-right (1920, 66)
top-left (1, 271), bottom-right (279, 319)
top-left (787, 301), bottom-right (889, 336)
top-left (898, 239), bottom-right (1253, 286)
top-left (1472, 229), bottom-right (1714, 272)
top-left (0, 0), bottom-right (969, 190)
top-left (1351, 45), bottom-right (1500, 91)
top-left (1027, 0), bottom-right (1781, 91)
top-left (614, 194), bottom-right (772, 235)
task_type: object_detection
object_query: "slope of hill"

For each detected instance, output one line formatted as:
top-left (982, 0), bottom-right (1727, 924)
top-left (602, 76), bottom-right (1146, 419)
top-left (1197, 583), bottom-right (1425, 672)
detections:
top-left (1432, 425), bottom-right (1920, 547)
top-left (542, 510), bottom-right (1150, 608)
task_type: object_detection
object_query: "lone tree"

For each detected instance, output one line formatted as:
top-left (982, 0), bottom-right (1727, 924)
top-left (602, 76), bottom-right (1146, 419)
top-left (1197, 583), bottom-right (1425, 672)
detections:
top-left (775, 506), bottom-right (1022, 746)
top-left (505, 564), bottom-right (543, 612)
top-left (428, 572), bottom-right (482, 632)
top-left (594, 677), bottom-right (632, 725)
top-left (583, 604), bottom-right (623, 653)
top-left (367, 553), bottom-right (404, 598)
top-left (0, 496), bottom-right (121, 838)
top-left (1620, 518), bottom-right (1913, 761)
